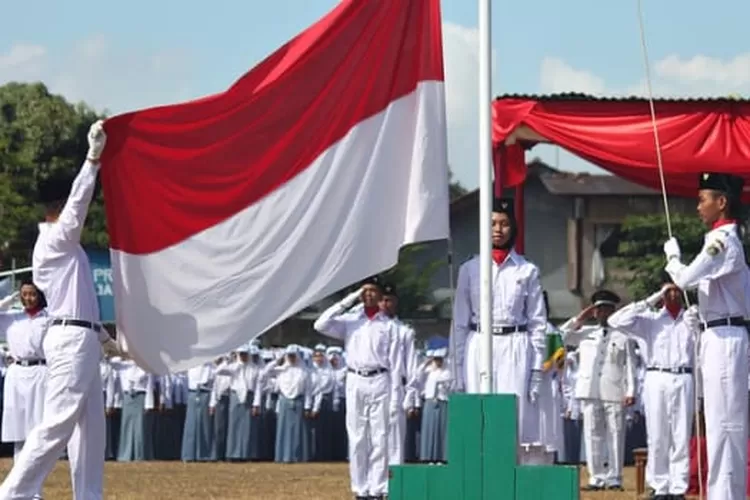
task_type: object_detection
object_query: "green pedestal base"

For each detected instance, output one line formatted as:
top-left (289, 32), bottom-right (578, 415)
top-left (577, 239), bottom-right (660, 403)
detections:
top-left (389, 394), bottom-right (580, 500)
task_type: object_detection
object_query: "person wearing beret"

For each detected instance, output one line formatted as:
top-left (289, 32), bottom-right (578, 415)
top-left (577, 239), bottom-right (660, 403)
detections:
top-left (0, 121), bottom-right (112, 500)
top-left (450, 197), bottom-right (548, 465)
top-left (663, 172), bottom-right (750, 500)
top-left (346, 282), bottom-right (417, 466)
top-left (608, 278), bottom-right (695, 500)
top-left (313, 276), bottom-right (402, 500)
top-left (559, 289), bottom-right (637, 492)
top-left (379, 283), bottom-right (418, 466)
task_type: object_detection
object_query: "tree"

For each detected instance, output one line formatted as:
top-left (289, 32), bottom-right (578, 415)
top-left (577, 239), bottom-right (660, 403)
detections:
top-left (613, 213), bottom-right (750, 298)
top-left (380, 244), bottom-right (445, 319)
top-left (0, 82), bottom-right (107, 267)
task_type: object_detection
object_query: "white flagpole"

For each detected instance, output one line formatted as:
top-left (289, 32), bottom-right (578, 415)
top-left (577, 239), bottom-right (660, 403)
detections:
top-left (478, 0), bottom-right (494, 394)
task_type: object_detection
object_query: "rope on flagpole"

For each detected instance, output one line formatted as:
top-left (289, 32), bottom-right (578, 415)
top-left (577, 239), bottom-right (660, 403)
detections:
top-left (636, 2), bottom-right (704, 498)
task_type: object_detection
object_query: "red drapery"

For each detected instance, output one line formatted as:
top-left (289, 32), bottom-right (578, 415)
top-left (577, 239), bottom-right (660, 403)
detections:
top-left (491, 97), bottom-right (750, 202)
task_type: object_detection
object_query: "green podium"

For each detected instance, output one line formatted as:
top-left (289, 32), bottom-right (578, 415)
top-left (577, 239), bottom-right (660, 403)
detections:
top-left (388, 394), bottom-right (580, 500)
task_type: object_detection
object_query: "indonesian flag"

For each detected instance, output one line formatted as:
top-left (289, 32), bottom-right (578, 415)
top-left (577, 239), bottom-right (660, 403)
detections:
top-left (100, 0), bottom-right (450, 374)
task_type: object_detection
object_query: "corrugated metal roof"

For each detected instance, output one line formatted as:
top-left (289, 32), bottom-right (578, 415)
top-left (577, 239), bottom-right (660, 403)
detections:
top-left (539, 173), bottom-right (659, 196)
top-left (494, 92), bottom-right (750, 103)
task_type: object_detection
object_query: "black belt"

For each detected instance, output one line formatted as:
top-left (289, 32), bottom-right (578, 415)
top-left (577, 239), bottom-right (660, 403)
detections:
top-left (348, 367), bottom-right (388, 377)
top-left (51, 319), bottom-right (102, 333)
top-left (647, 366), bottom-right (693, 375)
top-left (14, 359), bottom-right (46, 367)
top-left (468, 323), bottom-right (527, 335)
top-left (699, 316), bottom-right (746, 331)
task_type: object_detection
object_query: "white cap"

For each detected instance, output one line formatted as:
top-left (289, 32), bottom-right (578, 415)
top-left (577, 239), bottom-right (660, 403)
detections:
top-left (433, 347), bottom-right (448, 358)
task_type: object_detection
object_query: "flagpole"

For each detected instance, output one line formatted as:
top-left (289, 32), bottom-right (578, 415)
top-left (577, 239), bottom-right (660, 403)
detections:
top-left (478, 0), bottom-right (493, 394)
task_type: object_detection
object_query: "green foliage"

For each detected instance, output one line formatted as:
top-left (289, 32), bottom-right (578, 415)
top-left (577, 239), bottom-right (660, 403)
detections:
top-left (0, 82), bottom-right (107, 267)
top-left (613, 213), bottom-right (750, 298)
top-left (381, 244), bottom-right (444, 318)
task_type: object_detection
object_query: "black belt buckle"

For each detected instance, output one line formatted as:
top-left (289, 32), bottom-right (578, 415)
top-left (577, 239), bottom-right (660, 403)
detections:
top-left (468, 322), bottom-right (527, 335)
top-left (52, 318), bottom-right (102, 333)
top-left (648, 366), bottom-right (692, 375)
top-left (349, 367), bottom-right (387, 377)
top-left (494, 325), bottom-right (527, 335)
top-left (16, 359), bottom-right (45, 367)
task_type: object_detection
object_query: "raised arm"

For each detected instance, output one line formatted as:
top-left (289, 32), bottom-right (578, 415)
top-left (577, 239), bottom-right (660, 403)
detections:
top-left (313, 288), bottom-right (362, 341)
top-left (559, 306), bottom-right (600, 346)
top-left (48, 121), bottom-right (107, 246)
top-left (665, 234), bottom-right (743, 290)
top-left (608, 288), bottom-right (664, 340)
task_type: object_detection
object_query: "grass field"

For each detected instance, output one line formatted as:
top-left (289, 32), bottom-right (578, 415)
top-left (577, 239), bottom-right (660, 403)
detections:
top-left (0, 459), bottom-right (666, 499)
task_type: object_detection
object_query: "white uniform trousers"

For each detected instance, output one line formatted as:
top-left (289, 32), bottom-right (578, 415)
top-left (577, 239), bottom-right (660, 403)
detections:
top-left (388, 404), bottom-right (405, 466)
top-left (701, 326), bottom-right (748, 500)
top-left (346, 371), bottom-right (389, 497)
top-left (0, 325), bottom-right (105, 500)
top-left (581, 399), bottom-right (625, 487)
top-left (643, 370), bottom-right (694, 495)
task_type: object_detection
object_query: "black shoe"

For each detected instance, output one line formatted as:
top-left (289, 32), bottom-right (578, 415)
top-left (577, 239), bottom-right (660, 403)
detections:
top-left (581, 484), bottom-right (603, 491)
top-left (652, 495), bottom-right (671, 500)
top-left (670, 495), bottom-right (685, 500)
top-left (606, 485), bottom-right (624, 491)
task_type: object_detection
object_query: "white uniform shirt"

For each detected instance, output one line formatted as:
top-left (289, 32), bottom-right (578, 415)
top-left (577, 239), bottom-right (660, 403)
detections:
top-left (418, 362), bottom-right (452, 401)
top-left (100, 359), bottom-right (120, 409)
top-left (451, 252), bottom-right (547, 381)
top-left (186, 363), bottom-right (215, 392)
top-left (667, 223), bottom-right (750, 321)
top-left (314, 305), bottom-right (402, 410)
top-left (209, 361), bottom-right (232, 408)
top-left (121, 362), bottom-right (159, 411)
top-left (262, 361), bottom-right (313, 410)
top-left (32, 161), bottom-right (100, 324)
top-left (311, 361), bottom-right (334, 413)
top-left (216, 360), bottom-right (263, 406)
top-left (1, 309), bottom-right (49, 361)
top-left (608, 303), bottom-right (695, 370)
top-left (559, 320), bottom-right (637, 403)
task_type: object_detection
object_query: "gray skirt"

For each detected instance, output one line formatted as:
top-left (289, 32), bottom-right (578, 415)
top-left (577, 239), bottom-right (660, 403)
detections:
top-left (117, 392), bottom-right (155, 462)
top-left (226, 391), bottom-right (261, 460)
top-left (275, 396), bottom-right (310, 463)
top-left (419, 399), bottom-right (448, 462)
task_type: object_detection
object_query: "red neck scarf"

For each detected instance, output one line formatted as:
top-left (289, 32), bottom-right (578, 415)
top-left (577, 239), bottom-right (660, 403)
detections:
top-left (364, 306), bottom-right (379, 319)
top-left (492, 249), bottom-right (510, 265)
top-left (713, 218), bottom-right (736, 230)
top-left (24, 306), bottom-right (42, 318)
top-left (665, 302), bottom-right (682, 320)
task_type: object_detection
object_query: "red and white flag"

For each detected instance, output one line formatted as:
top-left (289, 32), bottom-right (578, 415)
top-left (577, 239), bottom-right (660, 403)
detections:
top-left (100, 0), bottom-right (450, 374)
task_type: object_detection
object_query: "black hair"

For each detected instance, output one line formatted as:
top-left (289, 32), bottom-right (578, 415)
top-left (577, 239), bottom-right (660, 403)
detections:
top-left (19, 280), bottom-right (46, 309)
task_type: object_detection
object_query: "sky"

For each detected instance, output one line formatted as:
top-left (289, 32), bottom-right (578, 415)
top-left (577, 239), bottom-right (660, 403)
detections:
top-left (1, 0), bottom-right (749, 189)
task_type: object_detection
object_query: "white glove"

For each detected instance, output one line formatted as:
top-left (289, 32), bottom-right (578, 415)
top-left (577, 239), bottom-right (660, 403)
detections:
top-left (645, 286), bottom-right (668, 307)
top-left (528, 370), bottom-right (543, 404)
top-left (340, 287), bottom-right (362, 309)
top-left (332, 399), bottom-right (340, 412)
top-left (87, 120), bottom-right (107, 161)
top-left (0, 291), bottom-right (19, 310)
top-left (684, 304), bottom-right (700, 333)
top-left (663, 237), bottom-right (681, 261)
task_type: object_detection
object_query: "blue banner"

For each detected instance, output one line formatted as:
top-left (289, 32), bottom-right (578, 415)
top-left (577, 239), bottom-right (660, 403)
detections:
top-left (86, 249), bottom-right (115, 323)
